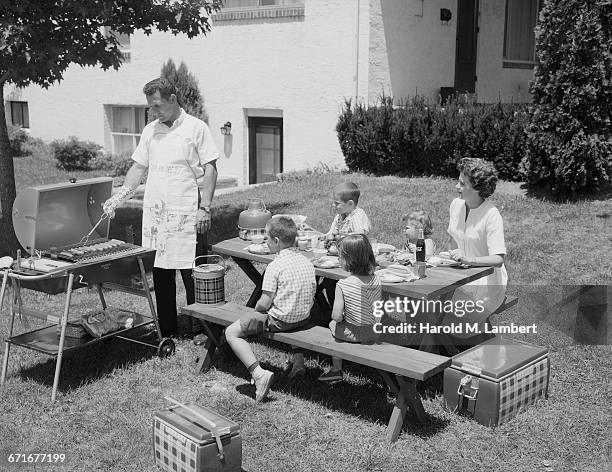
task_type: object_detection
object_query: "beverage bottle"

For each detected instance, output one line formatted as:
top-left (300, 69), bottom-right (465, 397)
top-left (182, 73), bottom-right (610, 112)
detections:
top-left (416, 229), bottom-right (426, 262)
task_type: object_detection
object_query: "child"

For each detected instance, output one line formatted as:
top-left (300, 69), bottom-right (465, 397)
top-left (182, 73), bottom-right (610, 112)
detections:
top-left (401, 210), bottom-right (436, 259)
top-left (325, 182), bottom-right (371, 241)
top-left (318, 234), bottom-right (383, 383)
top-left (225, 217), bottom-right (317, 401)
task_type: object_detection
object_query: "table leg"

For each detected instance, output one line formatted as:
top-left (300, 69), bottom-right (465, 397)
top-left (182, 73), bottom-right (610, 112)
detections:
top-left (379, 370), bottom-right (427, 443)
top-left (232, 257), bottom-right (264, 308)
top-left (195, 322), bottom-right (225, 374)
top-left (0, 271), bottom-right (12, 389)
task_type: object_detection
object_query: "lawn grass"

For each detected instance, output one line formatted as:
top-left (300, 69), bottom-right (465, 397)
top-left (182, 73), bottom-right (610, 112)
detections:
top-left (1, 168), bottom-right (611, 471)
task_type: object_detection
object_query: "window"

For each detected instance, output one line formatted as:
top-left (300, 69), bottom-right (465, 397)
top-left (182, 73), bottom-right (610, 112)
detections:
top-left (109, 106), bottom-right (148, 157)
top-left (10, 101), bottom-right (29, 128)
top-left (503, 0), bottom-right (542, 68)
top-left (104, 27), bottom-right (131, 62)
top-left (215, 0), bottom-right (304, 22)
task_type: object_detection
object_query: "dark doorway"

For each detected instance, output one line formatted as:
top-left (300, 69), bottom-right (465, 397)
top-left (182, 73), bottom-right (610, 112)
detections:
top-left (248, 117), bottom-right (283, 184)
top-left (454, 0), bottom-right (479, 93)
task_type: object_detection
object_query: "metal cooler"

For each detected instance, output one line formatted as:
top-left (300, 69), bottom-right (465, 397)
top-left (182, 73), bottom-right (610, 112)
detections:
top-left (0, 177), bottom-right (174, 402)
top-left (444, 336), bottom-right (550, 426)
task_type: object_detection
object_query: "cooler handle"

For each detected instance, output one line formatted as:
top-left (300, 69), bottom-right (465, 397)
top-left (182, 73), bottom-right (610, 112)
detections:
top-left (192, 255), bottom-right (226, 273)
top-left (165, 396), bottom-right (229, 461)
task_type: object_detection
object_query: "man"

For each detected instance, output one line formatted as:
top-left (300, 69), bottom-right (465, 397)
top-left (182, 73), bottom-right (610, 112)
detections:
top-left (104, 78), bottom-right (219, 337)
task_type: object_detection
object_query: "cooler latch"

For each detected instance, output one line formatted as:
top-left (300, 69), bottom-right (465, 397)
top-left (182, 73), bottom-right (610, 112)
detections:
top-left (456, 375), bottom-right (479, 416)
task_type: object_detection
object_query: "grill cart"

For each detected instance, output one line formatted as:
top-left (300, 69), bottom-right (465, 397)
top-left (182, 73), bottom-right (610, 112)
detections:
top-left (0, 177), bottom-right (174, 402)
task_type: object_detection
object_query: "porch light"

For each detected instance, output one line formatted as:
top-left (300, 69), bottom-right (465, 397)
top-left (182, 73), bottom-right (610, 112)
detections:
top-left (220, 121), bottom-right (232, 135)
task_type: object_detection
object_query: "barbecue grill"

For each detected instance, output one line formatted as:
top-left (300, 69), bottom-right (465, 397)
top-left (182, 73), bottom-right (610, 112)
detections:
top-left (1, 177), bottom-right (174, 402)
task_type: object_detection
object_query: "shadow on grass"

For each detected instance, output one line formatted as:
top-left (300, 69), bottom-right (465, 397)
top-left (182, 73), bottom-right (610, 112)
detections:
top-left (213, 341), bottom-right (450, 439)
top-left (14, 328), bottom-right (159, 394)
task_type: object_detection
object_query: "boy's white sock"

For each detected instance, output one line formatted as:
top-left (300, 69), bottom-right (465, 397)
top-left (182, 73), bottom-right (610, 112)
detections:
top-left (252, 365), bottom-right (265, 379)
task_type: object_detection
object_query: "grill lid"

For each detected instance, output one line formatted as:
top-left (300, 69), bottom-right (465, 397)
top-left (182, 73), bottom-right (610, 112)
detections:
top-left (12, 177), bottom-right (114, 255)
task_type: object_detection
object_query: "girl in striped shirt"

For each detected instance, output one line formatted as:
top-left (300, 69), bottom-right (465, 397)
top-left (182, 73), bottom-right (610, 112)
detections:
top-left (319, 234), bottom-right (383, 383)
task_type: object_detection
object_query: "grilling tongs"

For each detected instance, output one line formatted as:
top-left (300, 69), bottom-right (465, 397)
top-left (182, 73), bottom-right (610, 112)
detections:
top-left (79, 213), bottom-right (110, 245)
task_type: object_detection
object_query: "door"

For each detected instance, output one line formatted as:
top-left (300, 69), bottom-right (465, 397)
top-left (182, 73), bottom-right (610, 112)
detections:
top-left (248, 117), bottom-right (283, 184)
top-left (454, 0), bottom-right (479, 93)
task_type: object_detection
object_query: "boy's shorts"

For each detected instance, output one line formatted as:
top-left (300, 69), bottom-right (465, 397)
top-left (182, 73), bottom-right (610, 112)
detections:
top-left (329, 320), bottom-right (377, 344)
top-left (240, 312), bottom-right (311, 336)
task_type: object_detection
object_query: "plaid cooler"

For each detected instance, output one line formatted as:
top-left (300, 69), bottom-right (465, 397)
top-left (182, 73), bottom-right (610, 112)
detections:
top-left (444, 336), bottom-right (550, 426)
top-left (154, 402), bottom-right (241, 472)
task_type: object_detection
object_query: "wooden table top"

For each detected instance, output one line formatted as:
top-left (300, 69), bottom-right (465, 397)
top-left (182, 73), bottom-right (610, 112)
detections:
top-left (212, 237), bottom-right (493, 300)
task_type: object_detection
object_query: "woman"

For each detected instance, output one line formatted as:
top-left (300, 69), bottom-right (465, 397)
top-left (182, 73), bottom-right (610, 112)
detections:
top-left (446, 158), bottom-right (508, 338)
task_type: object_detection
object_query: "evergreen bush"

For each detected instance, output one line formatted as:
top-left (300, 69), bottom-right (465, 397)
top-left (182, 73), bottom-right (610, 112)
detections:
top-left (51, 136), bottom-right (103, 171)
top-left (160, 59), bottom-right (209, 123)
top-left (522, 0), bottom-right (612, 195)
top-left (336, 96), bottom-right (528, 181)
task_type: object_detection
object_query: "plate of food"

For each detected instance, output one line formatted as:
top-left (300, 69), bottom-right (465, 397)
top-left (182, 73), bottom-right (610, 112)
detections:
top-left (312, 256), bottom-right (341, 269)
top-left (247, 243), bottom-right (270, 255)
top-left (375, 265), bottom-right (418, 283)
top-left (427, 255), bottom-right (459, 267)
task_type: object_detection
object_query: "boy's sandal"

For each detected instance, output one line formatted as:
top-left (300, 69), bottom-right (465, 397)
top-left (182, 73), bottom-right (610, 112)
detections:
top-left (318, 370), bottom-right (343, 383)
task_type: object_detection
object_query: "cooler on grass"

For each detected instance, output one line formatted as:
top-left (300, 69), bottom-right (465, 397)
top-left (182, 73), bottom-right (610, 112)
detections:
top-left (154, 401), bottom-right (242, 472)
top-left (444, 336), bottom-right (550, 426)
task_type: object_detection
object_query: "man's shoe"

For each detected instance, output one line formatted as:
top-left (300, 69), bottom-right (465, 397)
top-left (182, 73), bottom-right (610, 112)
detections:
top-left (318, 370), bottom-right (343, 383)
top-left (252, 370), bottom-right (274, 402)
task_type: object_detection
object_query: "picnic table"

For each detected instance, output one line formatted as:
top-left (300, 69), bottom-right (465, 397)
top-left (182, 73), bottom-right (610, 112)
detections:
top-left (181, 237), bottom-right (494, 441)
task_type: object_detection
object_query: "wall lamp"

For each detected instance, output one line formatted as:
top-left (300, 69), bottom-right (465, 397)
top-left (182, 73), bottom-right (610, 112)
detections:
top-left (220, 121), bottom-right (232, 135)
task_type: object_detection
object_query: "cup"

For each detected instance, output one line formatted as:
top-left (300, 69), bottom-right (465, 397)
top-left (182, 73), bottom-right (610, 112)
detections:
top-left (297, 238), bottom-right (308, 251)
top-left (413, 261), bottom-right (426, 278)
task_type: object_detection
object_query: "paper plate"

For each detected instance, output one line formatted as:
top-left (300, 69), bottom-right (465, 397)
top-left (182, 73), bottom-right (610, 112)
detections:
top-left (312, 256), bottom-right (340, 269)
top-left (376, 243), bottom-right (396, 254)
top-left (428, 256), bottom-right (459, 267)
top-left (247, 244), bottom-right (270, 255)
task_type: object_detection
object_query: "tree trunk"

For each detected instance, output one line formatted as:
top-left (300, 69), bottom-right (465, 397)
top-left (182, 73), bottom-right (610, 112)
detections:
top-left (0, 81), bottom-right (20, 256)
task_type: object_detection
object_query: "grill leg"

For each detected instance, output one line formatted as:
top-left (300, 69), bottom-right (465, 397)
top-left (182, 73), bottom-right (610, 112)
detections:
top-left (1, 272), bottom-right (16, 388)
top-left (95, 283), bottom-right (107, 309)
top-left (137, 256), bottom-right (161, 340)
top-left (51, 273), bottom-right (74, 402)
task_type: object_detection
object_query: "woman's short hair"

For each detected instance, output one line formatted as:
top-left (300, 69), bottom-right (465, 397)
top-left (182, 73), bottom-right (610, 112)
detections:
top-left (143, 78), bottom-right (177, 100)
top-left (338, 234), bottom-right (376, 276)
top-left (401, 210), bottom-right (433, 237)
top-left (458, 158), bottom-right (498, 199)
top-left (266, 217), bottom-right (297, 245)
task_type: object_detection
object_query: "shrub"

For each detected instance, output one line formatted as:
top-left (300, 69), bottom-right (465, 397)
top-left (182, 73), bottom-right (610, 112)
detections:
top-left (336, 96), bottom-right (529, 181)
top-left (90, 152), bottom-right (134, 177)
top-left (522, 0), bottom-right (612, 195)
top-left (51, 136), bottom-right (103, 171)
top-left (7, 124), bottom-right (29, 157)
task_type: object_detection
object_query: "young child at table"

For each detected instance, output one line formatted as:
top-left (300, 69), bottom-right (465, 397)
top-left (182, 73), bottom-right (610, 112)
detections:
top-left (324, 182), bottom-right (371, 241)
top-left (318, 234), bottom-right (382, 383)
top-left (401, 210), bottom-right (436, 259)
top-left (225, 217), bottom-right (316, 401)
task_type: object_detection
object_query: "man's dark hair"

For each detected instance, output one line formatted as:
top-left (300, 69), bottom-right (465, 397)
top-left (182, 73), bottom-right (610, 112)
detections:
top-left (143, 78), bottom-right (177, 100)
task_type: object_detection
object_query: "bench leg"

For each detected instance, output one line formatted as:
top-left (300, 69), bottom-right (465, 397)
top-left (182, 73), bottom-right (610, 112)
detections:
top-left (379, 371), bottom-right (427, 443)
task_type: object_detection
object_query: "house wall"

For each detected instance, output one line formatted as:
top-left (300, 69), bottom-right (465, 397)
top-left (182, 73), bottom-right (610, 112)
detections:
top-left (476, 0), bottom-right (535, 102)
top-left (3, 0), bottom-right (371, 185)
top-left (368, 0), bottom-right (457, 104)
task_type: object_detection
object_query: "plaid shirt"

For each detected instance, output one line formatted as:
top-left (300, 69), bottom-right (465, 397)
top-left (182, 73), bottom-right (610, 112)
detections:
top-left (262, 248), bottom-right (316, 323)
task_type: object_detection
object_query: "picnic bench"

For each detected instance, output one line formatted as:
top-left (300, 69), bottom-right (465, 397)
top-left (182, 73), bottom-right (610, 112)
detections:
top-left (180, 301), bottom-right (452, 443)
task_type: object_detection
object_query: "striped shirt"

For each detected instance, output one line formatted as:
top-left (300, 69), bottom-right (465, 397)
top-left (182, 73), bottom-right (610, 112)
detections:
top-left (262, 248), bottom-right (316, 323)
top-left (337, 274), bottom-right (383, 326)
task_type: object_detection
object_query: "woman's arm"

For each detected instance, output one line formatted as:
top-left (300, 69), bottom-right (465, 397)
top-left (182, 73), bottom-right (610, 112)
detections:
top-left (330, 284), bottom-right (345, 322)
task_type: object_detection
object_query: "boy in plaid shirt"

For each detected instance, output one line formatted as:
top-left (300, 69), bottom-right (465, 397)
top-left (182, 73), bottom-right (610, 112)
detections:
top-left (225, 217), bottom-right (316, 401)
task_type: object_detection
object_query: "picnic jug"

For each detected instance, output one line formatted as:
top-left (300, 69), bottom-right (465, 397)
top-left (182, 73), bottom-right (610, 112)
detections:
top-left (238, 199), bottom-right (272, 240)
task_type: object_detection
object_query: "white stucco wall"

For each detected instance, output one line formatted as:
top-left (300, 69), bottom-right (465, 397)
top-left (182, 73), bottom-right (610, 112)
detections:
top-left (368, 0), bottom-right (457, 104)
top-left (476, 0), bottom-right (535, 103)
top-left (3, 0), bottom-right (368, 185)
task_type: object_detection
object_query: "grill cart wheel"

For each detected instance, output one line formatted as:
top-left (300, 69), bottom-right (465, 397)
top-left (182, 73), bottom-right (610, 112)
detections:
top-left (157, 338), bottom-right (176, 358)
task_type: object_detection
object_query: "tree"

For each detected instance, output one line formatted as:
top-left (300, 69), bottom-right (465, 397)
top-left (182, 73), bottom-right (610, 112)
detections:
top-left (161, 58), bottom-right (210, 124)
top-left (0, 0), bottom-right (222, 255)
top-left (522, 0), bottom-right (612, 196)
